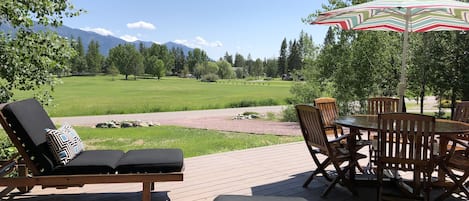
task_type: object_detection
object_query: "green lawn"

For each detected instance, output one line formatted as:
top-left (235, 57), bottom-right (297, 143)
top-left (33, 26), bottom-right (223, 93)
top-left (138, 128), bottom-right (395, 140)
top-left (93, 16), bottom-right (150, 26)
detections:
top-left (76, 126), bottom-right (302, 158)
top-left (14, 76), bottom-right (293, 117)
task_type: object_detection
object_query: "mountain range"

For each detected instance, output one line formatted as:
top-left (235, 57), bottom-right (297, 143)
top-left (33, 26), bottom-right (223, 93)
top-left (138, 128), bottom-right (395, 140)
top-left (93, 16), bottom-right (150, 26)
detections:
top-left (0, 23), bottom-right (194, 56)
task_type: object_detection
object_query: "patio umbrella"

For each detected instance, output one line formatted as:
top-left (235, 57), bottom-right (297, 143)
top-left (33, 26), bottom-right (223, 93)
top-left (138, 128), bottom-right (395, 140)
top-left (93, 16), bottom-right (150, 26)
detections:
top-left (311, 0), bottom-right (469, 112)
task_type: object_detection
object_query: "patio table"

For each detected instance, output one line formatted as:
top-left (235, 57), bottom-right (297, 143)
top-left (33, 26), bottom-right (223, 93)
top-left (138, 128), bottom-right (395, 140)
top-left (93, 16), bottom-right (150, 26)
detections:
top-left (334, 115), bottom-right (469, 183)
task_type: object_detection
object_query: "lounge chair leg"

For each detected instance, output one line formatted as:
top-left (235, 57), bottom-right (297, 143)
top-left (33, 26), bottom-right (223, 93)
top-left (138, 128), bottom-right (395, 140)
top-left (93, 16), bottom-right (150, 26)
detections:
top-left (142, 182), bottom-right (151, 201)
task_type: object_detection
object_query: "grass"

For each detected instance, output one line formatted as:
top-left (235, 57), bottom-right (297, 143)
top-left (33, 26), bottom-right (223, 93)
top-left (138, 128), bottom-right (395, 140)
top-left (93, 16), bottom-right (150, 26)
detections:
top-left (14, 76), bottom-right (292, 117)
top-left (75, 126), bottom-right (302, 158)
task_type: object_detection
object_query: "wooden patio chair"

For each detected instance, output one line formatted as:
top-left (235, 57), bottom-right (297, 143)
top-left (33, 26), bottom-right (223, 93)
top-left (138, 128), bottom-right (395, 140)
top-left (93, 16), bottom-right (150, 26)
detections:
top-left (314, 97), bottom-right (369, 156)
top-left (295, 104), bottom-right (366, 197)
top-left (313, 97), bottom-right (343, 138)
top-left (376, 113), bottom-right (436, 201)
top-left (367, 97), bottom-right (399, 115)
top-left (451, 101), bottom-right (469, 142)
top-left (367, 97), bottom-right (399, 167)
top-left (435, 136), bottom-right (469, 200)
top-left (0, 98), bottom-right (184, 201)
top-left (435, 101), bottom-right (469, 200)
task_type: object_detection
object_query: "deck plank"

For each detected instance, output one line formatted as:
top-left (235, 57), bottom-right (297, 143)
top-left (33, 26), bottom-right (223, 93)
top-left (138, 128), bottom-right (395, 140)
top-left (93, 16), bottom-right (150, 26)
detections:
top-left (2, 142), bottom-right (465, 201)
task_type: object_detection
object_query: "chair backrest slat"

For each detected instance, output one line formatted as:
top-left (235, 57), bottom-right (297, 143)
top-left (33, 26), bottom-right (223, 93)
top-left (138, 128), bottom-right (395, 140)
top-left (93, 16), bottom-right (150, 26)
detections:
top-left (367, 97), bottom-right (399, 115)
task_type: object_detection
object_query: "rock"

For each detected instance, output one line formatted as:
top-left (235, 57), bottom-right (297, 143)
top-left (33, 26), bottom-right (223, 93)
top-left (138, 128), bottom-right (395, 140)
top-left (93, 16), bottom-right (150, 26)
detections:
top-left (95, 120), bottom-right (158, 128)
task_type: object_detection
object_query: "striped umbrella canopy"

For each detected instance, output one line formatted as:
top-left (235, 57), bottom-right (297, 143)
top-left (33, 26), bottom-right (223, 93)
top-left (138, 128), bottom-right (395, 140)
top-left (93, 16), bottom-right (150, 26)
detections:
top-left (311, 0), bottom-right (469, 112)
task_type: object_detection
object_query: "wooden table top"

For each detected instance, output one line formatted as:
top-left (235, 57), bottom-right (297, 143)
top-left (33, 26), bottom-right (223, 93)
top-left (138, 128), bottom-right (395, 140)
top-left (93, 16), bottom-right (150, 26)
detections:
top-left (335, 115), bottom-right (469, 135)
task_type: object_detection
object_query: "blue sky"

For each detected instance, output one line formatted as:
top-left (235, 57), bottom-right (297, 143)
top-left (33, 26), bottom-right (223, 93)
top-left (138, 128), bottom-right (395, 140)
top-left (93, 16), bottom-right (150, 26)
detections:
top-left (63, 0), bottom-right (329, 60)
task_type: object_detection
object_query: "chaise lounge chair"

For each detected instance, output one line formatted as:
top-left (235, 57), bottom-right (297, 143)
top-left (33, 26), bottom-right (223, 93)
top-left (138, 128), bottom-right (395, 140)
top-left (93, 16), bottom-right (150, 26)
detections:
top-left (0, 98), bottom-right (184, 201)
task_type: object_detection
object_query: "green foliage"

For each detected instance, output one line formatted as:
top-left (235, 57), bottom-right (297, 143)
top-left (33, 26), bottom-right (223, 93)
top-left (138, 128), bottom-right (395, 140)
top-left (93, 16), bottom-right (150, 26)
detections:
top-left (107, 44), bottom-right (144, 80)
top-left (85, 40), bottom-right (104, 74)
top-left (281, 105), bottom-right (298, 122)
top-left (0, 134), bottom-right (16, 160)
top-left (76, 126), bottom-right (302, 157)
top-left (0, 0), bottom-right (82, 103)
top-left (217, 60), bottom-right (234, 79)
top-left (278, 38), bottom-right (288, 76)
top-left (226, 98), bottom-right (278, 108)
top-left (201, 73), bottom-right (219, 82)
top-left (145, 56), bottom-right (165, 79)
top-left (187, 48), bottom-right (209, 74)
top-left (196, 61), bottom-right (219, 79)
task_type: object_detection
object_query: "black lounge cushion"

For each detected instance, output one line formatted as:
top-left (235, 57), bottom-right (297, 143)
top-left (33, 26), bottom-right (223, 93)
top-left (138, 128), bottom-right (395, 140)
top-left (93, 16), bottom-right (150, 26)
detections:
top-left (2, 98), bottom-right (57, 174)
top-left (51, 150), bottom-right (124, 175)
top-left (2, 98), bottom-right (184, 177)
top-left (214, 195), bottom-right (307, 201)
top-left (116, 149), bottom-right (184, 173)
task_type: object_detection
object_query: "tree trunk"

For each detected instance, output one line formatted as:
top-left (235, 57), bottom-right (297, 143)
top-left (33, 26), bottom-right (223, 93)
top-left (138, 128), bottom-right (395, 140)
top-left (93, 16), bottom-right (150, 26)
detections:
top-left (125, 74), bottom-right (128, 80)
top-left (451, 88), bottom-right (456, 119)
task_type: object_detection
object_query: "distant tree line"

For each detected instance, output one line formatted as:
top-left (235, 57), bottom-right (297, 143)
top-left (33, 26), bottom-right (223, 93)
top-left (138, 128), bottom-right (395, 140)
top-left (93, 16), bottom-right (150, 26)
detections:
top-left (66, 31), bottom-right (316, 82)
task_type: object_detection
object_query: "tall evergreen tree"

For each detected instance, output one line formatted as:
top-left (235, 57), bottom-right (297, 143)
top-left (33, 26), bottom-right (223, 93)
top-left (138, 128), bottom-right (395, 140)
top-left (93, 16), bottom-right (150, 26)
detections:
top-left (71, 37), bottom-right (87, 73)
top-left (85, 40), bottom-right (104, 73)
top-left (171, 47), bottom-right (185, 75)
top-left (287, 40), bottom-right (302, 71)
top-left (278, 38), bottom-right (288, 76)
top-left (234, 53), bottom-right (245, 67)
top-left (187, 48), bottom-right (209, 74)
top-left (224, 52), bottom-right (233, 66)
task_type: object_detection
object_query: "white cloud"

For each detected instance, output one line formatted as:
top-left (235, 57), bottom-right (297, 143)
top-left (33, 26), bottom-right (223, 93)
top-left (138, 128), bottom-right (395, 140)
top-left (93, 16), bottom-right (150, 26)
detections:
top-left (127, 21), bottom-right (156, 30)
top-left (120, 35), bottom-right (139, 42)
top-left (80, 27), bottom-right (114, 36)
top-left (174, 37), bottom-right (223, 48)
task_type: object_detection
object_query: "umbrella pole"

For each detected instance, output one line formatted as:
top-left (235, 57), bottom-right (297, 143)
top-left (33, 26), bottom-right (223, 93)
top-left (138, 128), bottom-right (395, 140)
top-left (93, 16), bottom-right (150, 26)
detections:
top-left (398, 8), bottom-right (411, 112)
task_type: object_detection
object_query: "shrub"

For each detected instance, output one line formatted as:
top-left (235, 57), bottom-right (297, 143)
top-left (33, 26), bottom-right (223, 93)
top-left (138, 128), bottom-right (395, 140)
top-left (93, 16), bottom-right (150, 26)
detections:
top-left (201, 73), bottom-right (219, 82)
top-left (0, 135), bottom-right (16, 160)
top-left (281, 105), bottom-right (298, 122)
top-left (227, 100), bottom-right (257, 108)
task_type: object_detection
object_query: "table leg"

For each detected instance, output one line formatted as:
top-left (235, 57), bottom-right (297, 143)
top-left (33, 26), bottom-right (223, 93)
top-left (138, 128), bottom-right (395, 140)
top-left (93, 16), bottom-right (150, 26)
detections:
top-left (348, 127), bottom-right (359, 182)
top-left (438, 136), bottom-right (449, 182)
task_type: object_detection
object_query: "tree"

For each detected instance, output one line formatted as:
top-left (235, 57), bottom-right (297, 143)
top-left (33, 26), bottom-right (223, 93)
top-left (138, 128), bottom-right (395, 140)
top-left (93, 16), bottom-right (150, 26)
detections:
top-left (85, 40), bottom-right (104, 74)
top-left (278, 38), bottom-right (288, 76)
top-left (234, 53), bottom-right (245, 67)
top-left (0, 0), bottom-right (81, 103)
top-left (171, 47), bottom-right (185, 75)
top-left (187, 48), bottom-right (209, 74)
top-left (145, 56), bottom-right (165, 79)
top-left (217, 60), bottom-right (234, 79)
top-left (252, 58), bottom-right (264, 78)
top-left (287, 39), bottom-right (302, 71)
top-left (107, 44), bottom-right (143, 80)
top-left (195, 61), bottom-right (218, 79)
top-left (106, 62), bottom-right (120, 81)
top-left (224, 52), bottom-right (233, 66)
top-left (264, 58), bottom-right (278, 78)
top-left (71, 36), bottom-right (87, 74)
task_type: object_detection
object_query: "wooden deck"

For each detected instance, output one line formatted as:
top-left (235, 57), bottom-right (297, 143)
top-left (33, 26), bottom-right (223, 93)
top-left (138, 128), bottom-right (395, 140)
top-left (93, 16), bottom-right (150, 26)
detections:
top-left (3, 142), bottom-right (466, 201)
